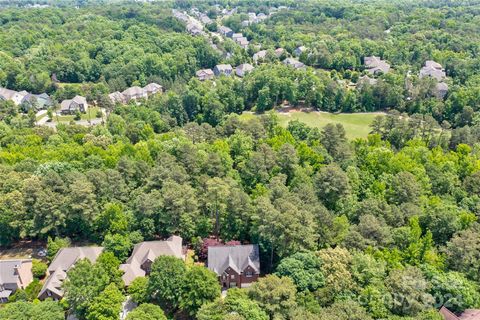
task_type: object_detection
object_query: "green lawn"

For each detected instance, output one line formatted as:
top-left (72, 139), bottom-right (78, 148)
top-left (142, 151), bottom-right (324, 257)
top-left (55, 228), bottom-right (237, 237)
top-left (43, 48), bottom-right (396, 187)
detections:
top-left (241, 111), bottom-right (383, 139)
top-left (55, 107), bottom-right (103, 122)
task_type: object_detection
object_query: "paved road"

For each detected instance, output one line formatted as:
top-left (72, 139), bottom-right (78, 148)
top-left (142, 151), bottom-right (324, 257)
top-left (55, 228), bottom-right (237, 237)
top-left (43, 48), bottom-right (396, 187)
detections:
top-left (36, 108), bottom-right (106, 127)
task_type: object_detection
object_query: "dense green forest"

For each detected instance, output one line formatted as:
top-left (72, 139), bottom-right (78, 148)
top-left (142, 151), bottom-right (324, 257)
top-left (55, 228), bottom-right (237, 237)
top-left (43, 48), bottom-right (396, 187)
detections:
top-left (1, 1), bottom-right (480, 320)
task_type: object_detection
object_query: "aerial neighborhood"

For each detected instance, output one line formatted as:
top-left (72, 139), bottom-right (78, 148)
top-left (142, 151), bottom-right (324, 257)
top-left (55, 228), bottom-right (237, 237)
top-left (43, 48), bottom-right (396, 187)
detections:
top-left (0, 1), bottom-right (479, 320)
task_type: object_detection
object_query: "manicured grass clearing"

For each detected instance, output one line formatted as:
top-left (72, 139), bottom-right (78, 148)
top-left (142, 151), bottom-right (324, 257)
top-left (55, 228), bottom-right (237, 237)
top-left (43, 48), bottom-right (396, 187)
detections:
top-left (55, 107), bottom-right (102, 121)
top-left (241, 111), bottom-right (382, 139)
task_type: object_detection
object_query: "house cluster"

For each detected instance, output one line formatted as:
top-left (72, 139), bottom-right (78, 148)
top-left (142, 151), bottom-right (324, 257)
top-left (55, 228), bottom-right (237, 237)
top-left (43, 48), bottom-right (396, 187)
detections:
top-left (108, 82), bottom-right (162, 105)
top-left (173, 9), bottom-right (206, 36)
top-left (419, 60), bottom-right (449, 98)
top-left (440, 306), bottom-right (480, 320)
top-left (189, 7), bottom-right (213, 25)
top-left (0, 237), bottom-right (260, 304)
top-left (361, 57), bottom-right (448, 99)
top-left (364, 56), bottom-right (391, 75)
top-left (218, 26), bottom-right (250, 49)
top-left (0, 87), bottom-right (52, 111)
top-left (57, 82), bottom-right (162, 116)
top-left (241, 11), bottom-right (269, 27)
top-left (252, 47), bottom-right (305, 70)
top-left (196, 62), bottom-right (254, 81)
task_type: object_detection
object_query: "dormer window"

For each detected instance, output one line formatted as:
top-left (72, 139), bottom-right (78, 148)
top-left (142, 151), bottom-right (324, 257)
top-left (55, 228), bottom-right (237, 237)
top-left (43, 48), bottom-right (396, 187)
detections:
top-left (245, 271), bottom-right (253, 277)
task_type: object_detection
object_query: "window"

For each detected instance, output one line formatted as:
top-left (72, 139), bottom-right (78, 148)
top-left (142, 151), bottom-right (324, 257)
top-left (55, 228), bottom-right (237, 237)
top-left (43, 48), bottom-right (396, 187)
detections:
top-left (47, 291), bottom-right (52, 297)
top-left (245, 271), bottom-right (253, 278)
top-left (230, 274), bottom-right (235, 279)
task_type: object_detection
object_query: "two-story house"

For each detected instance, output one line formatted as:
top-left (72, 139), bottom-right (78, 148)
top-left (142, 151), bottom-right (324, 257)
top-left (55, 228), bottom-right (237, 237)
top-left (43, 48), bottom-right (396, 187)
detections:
top-left (59, 95), bottom-right (88, 115)
top-left (0, 259), bottom-right (33, 303)
top-left (38, 247), bottom-right (103, 300)
top-left (208, 244), bottom-right (260, 289)
top-left (120, 236), bottom-right (184, 286)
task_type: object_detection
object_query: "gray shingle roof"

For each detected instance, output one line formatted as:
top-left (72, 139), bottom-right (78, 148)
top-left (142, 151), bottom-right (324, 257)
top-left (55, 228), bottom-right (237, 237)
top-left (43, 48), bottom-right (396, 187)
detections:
top-left (0, 260), bottom-right (26, 285)
top-left (39, 247), bottom-right (103, 299)
top-left (120, 236), bottom-right (184, 285)
top-left (208, 244), bottom-right (260, 276)
top-left (364, 56), bottom-right (391, 75)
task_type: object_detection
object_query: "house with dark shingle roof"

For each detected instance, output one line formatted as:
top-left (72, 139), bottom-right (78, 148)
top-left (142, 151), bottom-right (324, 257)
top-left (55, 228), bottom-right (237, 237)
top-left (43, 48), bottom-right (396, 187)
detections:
top-left (218, 26), bottom-right (234, 38)
top-left (143, 83), bottom-right (163, 96)
top-left (208, 244), bottom-right (260, 289)
top-left (122, 86), bottom-right (147, 102)
top-left (120, 236), bottom-right (184, 286)
top-left (196, 68), bottom-right (215, 81)
top-left (283, 57), bottom-right (305, 69)
top-left (0, 259), bottom-right (33, 303)
top-left (38, 247), bottom-right (103, 301)
top-left (236, 63), bottom-right (254, 77)
top-left (213, 64), bottom-right (233, 77)
top-left (419, 60), bottom-right (448, 99)
top-left (109, 91), bottom-right (126, 105)
top-left (294, 46), bottom-right (307, 57)
top-left (59, 95), bottom-right (88, 115)
top-left (364, 56), bottom-right (391, 75)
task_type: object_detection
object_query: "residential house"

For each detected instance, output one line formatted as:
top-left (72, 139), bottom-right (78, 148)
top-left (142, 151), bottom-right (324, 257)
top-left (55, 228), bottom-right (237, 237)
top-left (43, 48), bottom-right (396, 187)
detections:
top-left (283, 58), bottom-right (305, 69)
top-left (199, 14), bottom-right (212, 25)
top-left (231, 33), bottom-right (243, 40)
top-left (38, 247), bottom-right (103, 300)
top-left (109, 91), bottom-right (125, 105)
top-left (274, 47), bottom-right (285, 57)
top-left (357, 75), bottom-right (378, 86)
top-left (208, 244), bottom-right (260, 289)
top-left (219, 26), bottom-right (234, 38)
top-left (196, 68), bottom-right (215, 81)
top-left (253, 50), bottom-right (267, 63)
top-left (419, 61), bottom-right (448, 98)
top-left (187, 23), bottom-right (204, 36)
top-left (294, 46), bottom-right (307, 57)
top-left (122, 86), bottom-right (147, 102)
top-left (241, 20), bottom-right (250, 27)
top-left (172, 10), bottom-right (189, 23)
top-left (420, 60), bottom-right (446, 81)
top-left (425, 60), bottom-right (443, 70)
top-left (59, 95), bottom-right (88, 115)
top-left (435, 82), bottom-right (449, 99)
top-left (221, 8), bottom-right (236, 17)
top-left (257, 13), bottom-right (267, 21)
top-left (213, 64), bottom-right (233, 77)
top-left (0, 259), bottom-right (33, 303)
top-left (440, 306), bottom-right (480, 320)
top-left (33, 93), bottom-right (53, 109)
top-left (236, 37), bottom-right (249, 49)
top-left (143, 83), bottom-right (163, 96)
top-left (236, 63), bottom-right (254, 77)
top-left (364, 56), bottom-right (391, 75)
top-left (120, 236), bottom-right (184, 286)
top-left (12, 90), bottom-right (30, 105)
top-left (0, 87), bottom-right (28, 106)
top-left (18, 93), bottom-right (52, 112)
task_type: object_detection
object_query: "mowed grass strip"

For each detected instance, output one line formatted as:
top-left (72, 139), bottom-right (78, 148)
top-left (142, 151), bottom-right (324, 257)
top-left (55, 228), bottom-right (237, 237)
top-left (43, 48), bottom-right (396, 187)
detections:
top-left (241, 111), bottom-right (383, 139)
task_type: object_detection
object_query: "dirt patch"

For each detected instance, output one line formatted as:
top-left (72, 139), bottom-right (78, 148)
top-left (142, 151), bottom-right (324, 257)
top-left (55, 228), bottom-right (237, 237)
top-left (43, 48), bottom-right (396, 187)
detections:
top-left (0, 240), bottom-right (46, 260)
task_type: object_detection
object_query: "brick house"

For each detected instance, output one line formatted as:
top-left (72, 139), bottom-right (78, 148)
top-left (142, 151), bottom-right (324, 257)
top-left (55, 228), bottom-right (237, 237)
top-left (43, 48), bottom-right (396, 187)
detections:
top-left (207, 244), bottom-right (260, 289)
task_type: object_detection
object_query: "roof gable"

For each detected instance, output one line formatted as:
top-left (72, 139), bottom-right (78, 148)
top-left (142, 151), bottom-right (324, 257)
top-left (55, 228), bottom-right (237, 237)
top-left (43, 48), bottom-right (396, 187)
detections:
top-left (208, 244), bottom-right (260, 276)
